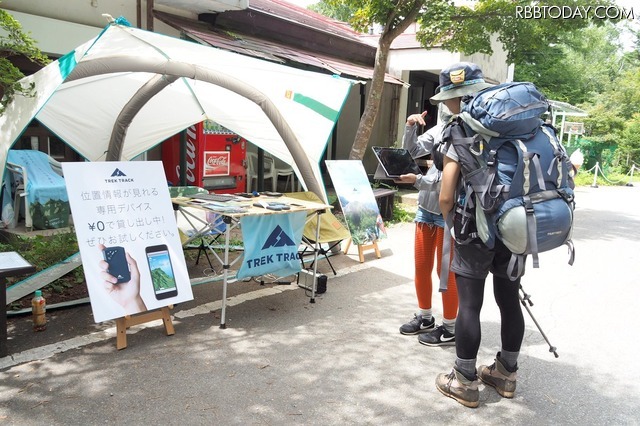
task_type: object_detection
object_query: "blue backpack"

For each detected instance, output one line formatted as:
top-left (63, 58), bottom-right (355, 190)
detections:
top-left (445, 82), bottom-right (575, 280)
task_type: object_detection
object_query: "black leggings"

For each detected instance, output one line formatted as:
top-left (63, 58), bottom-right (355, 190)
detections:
top-left (455, 274), bottom-right (525, 360)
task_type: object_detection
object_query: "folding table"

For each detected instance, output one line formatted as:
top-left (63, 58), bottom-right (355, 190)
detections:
top-left (171, 194), bottom-right (331, 328)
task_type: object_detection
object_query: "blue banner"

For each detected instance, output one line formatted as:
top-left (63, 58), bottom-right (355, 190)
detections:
top-left (237, 211), bottom-right (306, 279)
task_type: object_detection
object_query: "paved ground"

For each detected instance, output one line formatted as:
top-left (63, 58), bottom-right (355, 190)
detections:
top-left (1, 185), bottom-right (640, 425)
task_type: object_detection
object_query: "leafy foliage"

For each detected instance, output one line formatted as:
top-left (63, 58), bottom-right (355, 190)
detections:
top-left (0, 8), bottom-right (51, 115)
top-left (515, 24), bottom-right (623, 103)
top-left (417, 0), bottom-right (616, 65)
top-left (307, 0), bottom-right (621, 161)
top-left (308, 1), bottom-right (355, 22)
top-left (0, 232), bottom-right (82, 293)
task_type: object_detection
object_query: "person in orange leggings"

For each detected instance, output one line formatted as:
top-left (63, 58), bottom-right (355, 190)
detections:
top-left (396, 106), bottom-right (458, 346)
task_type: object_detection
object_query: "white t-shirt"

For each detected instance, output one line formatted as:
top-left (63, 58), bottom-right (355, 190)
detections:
top-left (445, 143), bottom-right (459, 162)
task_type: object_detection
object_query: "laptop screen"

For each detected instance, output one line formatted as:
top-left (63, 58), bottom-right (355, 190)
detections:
top-left (372, 146), bottom-right (422, 178)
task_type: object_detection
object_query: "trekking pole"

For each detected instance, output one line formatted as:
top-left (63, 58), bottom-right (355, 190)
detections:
top-left (519, 284), bottom-right (559, 358)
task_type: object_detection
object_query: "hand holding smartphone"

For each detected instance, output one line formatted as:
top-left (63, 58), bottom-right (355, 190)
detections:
top-left (98, 244), bottom-right (148, 314)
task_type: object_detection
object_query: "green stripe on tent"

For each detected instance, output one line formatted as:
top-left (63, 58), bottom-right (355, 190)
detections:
top-left (58, 51), bottom-right (77, 80)
top-left (293, 93), bottom-right (339, 122)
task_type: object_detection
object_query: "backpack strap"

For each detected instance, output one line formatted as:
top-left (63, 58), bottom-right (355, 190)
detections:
top-left (524, 195), bottom-right (540, 268)
top-left (507, 254), bottom-right (525, 281)
top-left (439, 212), bottom-right (454, 292)
top-left (515, 139), bottom-right (547, 192)
top-left (565, 239), bottom-right (575, 266)
top-left (540, 125), bottom-right (573, 189)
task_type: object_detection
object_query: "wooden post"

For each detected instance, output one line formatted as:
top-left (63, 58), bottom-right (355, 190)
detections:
top-left (115, 305), bottom-right (175, 350)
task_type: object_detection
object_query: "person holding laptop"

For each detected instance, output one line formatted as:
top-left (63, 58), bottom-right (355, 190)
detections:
top-left (395, 104), bottom-right (459, 347)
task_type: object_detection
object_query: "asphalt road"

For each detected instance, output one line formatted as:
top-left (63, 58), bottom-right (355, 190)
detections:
top-left (1, 184), bottom-right (639, 425)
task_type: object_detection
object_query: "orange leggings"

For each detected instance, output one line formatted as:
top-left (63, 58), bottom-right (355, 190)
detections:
top-left (414, 222), bottom-right (458, 320)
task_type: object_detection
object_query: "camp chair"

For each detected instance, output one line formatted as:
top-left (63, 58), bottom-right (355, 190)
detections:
top-left (168, 186), bottom-right (226, 269)
top-left (6, 150), bottom-right (70, 231)
top-left (246, 151), bottom-right (276, 192)
top-left (285, 191), bottom-right (351, 275)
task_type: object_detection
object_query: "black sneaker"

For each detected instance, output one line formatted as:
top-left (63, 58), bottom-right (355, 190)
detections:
top-left (399, 313), bottom-right (435, 335)
top-left (418, 325), bottom-right (456, 346)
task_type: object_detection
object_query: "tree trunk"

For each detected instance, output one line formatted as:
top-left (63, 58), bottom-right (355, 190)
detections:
top-left (348, 34), bottom-right (393, 161)
top-left (346, 1), bottom-right (430, 161)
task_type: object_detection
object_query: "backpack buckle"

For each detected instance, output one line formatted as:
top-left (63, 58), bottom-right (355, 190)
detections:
top-left (487, 149), bottom-right (497, 166)
top-left (524, 197), bottom-right (534, 214)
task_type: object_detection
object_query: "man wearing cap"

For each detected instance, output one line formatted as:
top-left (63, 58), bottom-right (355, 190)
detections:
top-left (432, 62), bottom-right (525, 408)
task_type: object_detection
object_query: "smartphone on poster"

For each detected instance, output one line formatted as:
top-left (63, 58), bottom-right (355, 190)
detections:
top-left (145, 244), bottom-right (178, 300)
top-left (102, 246), bottom-right (131, 284)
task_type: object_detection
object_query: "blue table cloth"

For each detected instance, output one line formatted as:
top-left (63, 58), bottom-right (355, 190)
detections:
top-left (7, 150), bottom-right (70, 229)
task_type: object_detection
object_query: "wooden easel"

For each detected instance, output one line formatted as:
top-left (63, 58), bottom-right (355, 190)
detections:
top-left (115, 305), bottom-right (175, 350)
top-left (343, 238), bottom-right (381, 263)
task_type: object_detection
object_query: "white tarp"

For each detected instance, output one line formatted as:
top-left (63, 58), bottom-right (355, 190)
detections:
top-left (0, 19), bottom-right (356, 201)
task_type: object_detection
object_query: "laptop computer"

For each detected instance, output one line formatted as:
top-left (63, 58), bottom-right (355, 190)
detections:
top-left (371, 146), bottom-right (422, 179)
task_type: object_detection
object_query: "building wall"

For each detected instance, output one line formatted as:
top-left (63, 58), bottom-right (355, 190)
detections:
top-left (1, 0), bottom-right (197, 31)
top-left (389, 35), bottom-right (511, 152)
top-left (461, 35), bottom-right (511, 84)
top-left (1, 0), bottom-right (191, 56)
top-left (329, 82), bottom-right (402, 179)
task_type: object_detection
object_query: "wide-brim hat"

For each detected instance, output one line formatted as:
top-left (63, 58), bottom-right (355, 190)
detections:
top-left (430, 62), bottom-right (494, 105)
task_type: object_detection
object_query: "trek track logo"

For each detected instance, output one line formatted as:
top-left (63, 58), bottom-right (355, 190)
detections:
top-left (105, 168), bottom-right (133, 183)
top-left (244, 224), bottom-right (299, 270)
top-left (261, 225), bottom-right (296, 249)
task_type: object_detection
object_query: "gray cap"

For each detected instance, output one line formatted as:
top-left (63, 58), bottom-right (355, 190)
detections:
top-left (430, 62), bottom-right (493, 105)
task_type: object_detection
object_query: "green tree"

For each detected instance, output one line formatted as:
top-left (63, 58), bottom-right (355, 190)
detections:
top-left (308, 1), bottom-right (354, 22)
top-left (314, 0), bottom-right (427, 160)
top-left (619, 113), bottom-right (640, 167)
top-left (515, 24), bottom-right (623, 104)
top-left (311, 0), bottom-right (617, 160)
top-left (0, 8), bottom-right (50, 115)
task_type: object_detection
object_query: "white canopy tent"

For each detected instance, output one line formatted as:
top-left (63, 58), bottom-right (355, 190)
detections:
top-left (0, 18), bottom-right (356, 201)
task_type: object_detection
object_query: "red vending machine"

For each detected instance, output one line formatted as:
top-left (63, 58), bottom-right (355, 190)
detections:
top-left (161, 120), bottom-right (247, 193)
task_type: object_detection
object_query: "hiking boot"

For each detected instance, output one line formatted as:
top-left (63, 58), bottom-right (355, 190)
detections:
top-left (418, 325), bottom-right (456, 346)
top-left (435, 368), bottom-right (479, 408)
top-left (479, 352), bottom-right (517, 398)
top-left (399, 313), bottom-right (435, 335)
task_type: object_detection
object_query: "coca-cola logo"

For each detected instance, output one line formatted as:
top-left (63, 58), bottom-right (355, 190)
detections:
top-left (206, 156), bottom-right (229, 166)
top-left (203, 151), bottom-right (230, 177)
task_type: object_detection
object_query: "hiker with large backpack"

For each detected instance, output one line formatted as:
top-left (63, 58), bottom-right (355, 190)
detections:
top-left (430, 61), bottom-right (576, 408)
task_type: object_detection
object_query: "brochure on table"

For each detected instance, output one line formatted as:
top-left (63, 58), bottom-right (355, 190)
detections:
top-left (63, 161), bottom-right (193, 323)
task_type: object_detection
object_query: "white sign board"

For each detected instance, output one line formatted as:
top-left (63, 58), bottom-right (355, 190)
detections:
top-left (63, 161), bottom-right (193, 323)
top-left (563, 121), bottom-right (584, 135)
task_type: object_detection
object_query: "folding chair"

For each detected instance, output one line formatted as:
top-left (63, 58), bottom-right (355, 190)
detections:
top-left (285, 191), bottom-right (351, 275)
top-left (169, 186), bottom-right (226, 269)
top-left (6, 150), bottom-right (70, 231)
